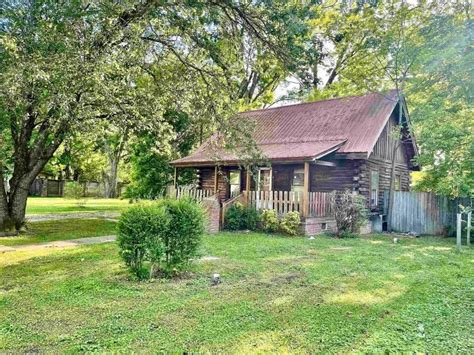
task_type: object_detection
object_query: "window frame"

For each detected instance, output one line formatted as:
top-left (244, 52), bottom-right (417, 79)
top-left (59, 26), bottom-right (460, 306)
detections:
top-left (370, 169), bottom-right (379, 208)
top-left (229, 170), bottom-right (241, 197)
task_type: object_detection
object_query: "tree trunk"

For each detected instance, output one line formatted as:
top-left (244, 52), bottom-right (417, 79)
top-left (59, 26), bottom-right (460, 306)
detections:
top-left (0, 172), bottom-right (37, 232)
top-left (387, 96), bottom-right (404, 232)
top-left (103, 130), bottom-right (127, 199)
top-left (0, 168), bottom-right (12, 231)
top-left (104, 155), bottom-right (119, 198)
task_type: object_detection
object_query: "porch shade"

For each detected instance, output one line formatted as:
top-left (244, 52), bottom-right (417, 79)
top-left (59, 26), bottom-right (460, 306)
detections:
top-left (171, 139), bottom-right (346, 167)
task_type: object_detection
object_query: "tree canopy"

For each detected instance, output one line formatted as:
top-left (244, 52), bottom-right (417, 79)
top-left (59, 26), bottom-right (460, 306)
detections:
top-left (0, 0), bottom-right (471, 231)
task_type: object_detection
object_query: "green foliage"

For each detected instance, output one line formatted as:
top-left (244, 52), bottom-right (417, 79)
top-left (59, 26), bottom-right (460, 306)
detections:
top-left (63, 182), bottom-right (87, 208)
top-left (64, 182), bottom-right (84, 200)
top-left (279, 211), bottom-right (301, 236)
top-left (117, 199), bottom-right (206, 279)
top-left (260, 209), bottom-right (279, 233)
top-left (125, 112), bottom-right (199, 199)
top-left (225, 203), bottom-right (245, 231)
top-left (330, 190), bottom-right (368, 237)
top-left (304, 1), bottom-right (472, 197)
top-left (243, 206), bottom-right (260, 231)
top-left (117, 204), bottom-right (169, 279)
top-left (158, 199), bottom-right (206, 275)
top-left (224, 203), bottom-right (260, 231)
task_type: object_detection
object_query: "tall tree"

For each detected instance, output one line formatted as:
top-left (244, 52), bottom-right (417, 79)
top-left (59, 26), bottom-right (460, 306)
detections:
top-left (0, 0), bottom-right (314, 231)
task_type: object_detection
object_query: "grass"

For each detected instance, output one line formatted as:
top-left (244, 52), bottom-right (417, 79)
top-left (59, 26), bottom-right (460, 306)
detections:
top-left (0, 219), bottom-right (117, 247)
top-left (26, 197), bottom-right (132, 215)
top-left (0, 232), bottom-right (472, 353)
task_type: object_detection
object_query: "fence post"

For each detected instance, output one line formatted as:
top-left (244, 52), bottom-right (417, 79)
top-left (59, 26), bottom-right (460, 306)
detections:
top-left (456, 213), bottom-right (462, 252)
top-left (467, 211), bottom-right (471, 247)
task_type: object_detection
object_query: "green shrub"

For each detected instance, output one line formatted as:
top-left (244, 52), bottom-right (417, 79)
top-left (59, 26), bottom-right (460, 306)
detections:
top-left (279, 211), bottom-right (301, 236)
top-left (117, 199), bottom-right (206, 279)
top-left (243, 206), bottom-right (260, 231)
top-left (117, 204), bottom-right (169, 279)
top-left (158, 198), bottom-right (206, 275)
top-left (225, 203), bottom-right (244, 230)
top-left (224, 203), bottom-right (260, 231)
top-left (260, 209), bottom-right (279, 232)
top-left (64, 181), bottom-right (87, 208)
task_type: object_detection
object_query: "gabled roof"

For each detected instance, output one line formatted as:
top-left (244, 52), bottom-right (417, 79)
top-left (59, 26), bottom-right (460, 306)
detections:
top-left (172, 90), bottom-right (413, 166)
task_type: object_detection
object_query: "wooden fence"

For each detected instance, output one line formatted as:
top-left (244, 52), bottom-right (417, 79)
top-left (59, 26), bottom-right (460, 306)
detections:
top-left (390, 191), bottom-right (473, 235)
top-left (29, 179), bottom-right (64, 197)
top-left (167, 186), bottom-right (215, 201)
top-left (243, 190), bottom-right (332, 217)
top-left (309, 191), bottom-right (332, 217)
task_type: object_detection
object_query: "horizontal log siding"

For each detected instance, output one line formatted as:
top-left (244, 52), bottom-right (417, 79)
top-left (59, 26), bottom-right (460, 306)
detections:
top-left (310, 160), bottom-right (361, 192)
top-left (198, 168), bottom-right (214, 191)
top-left (272, 164), bottom-right (298, 191)
top-left (198, 166), bottom-right (244, 202)
top-left (357, 158), bottom-right (411, 213)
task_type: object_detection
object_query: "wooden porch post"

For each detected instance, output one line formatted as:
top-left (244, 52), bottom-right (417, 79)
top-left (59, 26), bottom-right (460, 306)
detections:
top-left (245, 169), bottom-right (251, 203)
top-left (173, 167), bottom-right (177, 187)
top-left (302, 161), bottom-right (310, 217)
top-left (214, 166), bottom-right (219, 194)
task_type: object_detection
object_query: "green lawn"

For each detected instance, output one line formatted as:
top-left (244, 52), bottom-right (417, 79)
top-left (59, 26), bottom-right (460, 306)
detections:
top-left (26, 197), bottom-right (132, 215)
top-left (0, 232), bottom-right (472, 353)
top-left (0, 219), bottom-right (117, 247)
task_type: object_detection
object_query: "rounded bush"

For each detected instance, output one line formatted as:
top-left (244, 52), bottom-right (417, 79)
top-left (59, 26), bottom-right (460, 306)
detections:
top-left (279, 211), bottom-right (301, 236)
top-left (117, 204), bottom-right (169, 279)
top-left (225, 203), bottom-right (244, 230)
top-left (260, 209), bottom-right (279, 233)
top-left (224, 203), bottom-right (260, 231)
top-left (157, 198), bottom-right (206, 274)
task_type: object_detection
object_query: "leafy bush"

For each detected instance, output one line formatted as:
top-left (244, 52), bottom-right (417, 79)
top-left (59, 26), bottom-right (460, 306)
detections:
top-left (279, 211), bottom-right (301, 236)
top-left (225, 203), bottom-right (245, 230)
top-left (64, 181), bottom-right (86, 207)
top-left (158, 198), bottom-right (206, 274)
top-left (260, 209), bottom-right (279, 232)
top-left (64, 181), bottom-right (84, 199)
top-left (243, 206), bottom-right (260, 231)
top-left (117, 204), bottom-right (169, 279)
top-left (224, 203), bottom-right (260, 231)
top-left (329, 190), bottom-right (368, 237)
top-left (117, 199), bottom-right (206, 279)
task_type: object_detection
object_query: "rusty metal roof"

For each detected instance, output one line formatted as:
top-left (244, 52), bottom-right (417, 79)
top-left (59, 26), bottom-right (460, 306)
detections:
top-left (172, 90), bottom-right (400, 166)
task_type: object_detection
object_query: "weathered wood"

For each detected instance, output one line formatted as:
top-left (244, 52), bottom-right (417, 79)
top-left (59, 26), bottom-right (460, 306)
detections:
top-left (314, 160), bottom-right (336, 167)
top-left (467, 212), bottom-right (471, 246)
top-left (245, 170), bottom-right (251, 203)
top-left (389, 191), bottom-right (473, 236)
top-left (214, 166), bottom-right (218, 194)
top-left (457, 213), bottom-right (462, 252)
top-left (302, 162), bottom-right (310, 217)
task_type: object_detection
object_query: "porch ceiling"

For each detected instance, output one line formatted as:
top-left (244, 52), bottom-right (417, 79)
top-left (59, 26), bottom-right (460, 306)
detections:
top-left (171, 139), bottom-right (347, 167)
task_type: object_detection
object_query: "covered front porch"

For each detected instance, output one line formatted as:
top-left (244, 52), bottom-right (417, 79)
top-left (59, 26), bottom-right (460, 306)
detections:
top-left (172, 159), bottom-right (354, 220)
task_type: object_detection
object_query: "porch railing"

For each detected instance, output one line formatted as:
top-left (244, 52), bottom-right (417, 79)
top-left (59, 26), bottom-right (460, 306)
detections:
top-left (166, 186), bottom-right (215, 201)
top-left (308, 191), bottom-right (332, 217)
top-left (243, 190), bottom-right (333, 217)
top-left (244, 190), bottom-right (303, 215)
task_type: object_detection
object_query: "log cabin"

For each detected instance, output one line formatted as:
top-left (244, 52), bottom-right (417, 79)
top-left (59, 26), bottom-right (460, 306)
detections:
top-left (171, 90), bottom-right (419, 234)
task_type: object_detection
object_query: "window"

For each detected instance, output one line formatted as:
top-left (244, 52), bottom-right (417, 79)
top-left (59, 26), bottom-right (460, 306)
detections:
top-left (229, 170), bottom-right (241, 197)
top-left (292, 168), bottom-right (304, 192)
top-left (394, 174), bottom-right (401, 191)
top-left (321, 223), bottom-right (327, 231)
top-left (370, 170), bottom-right (379, 207)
